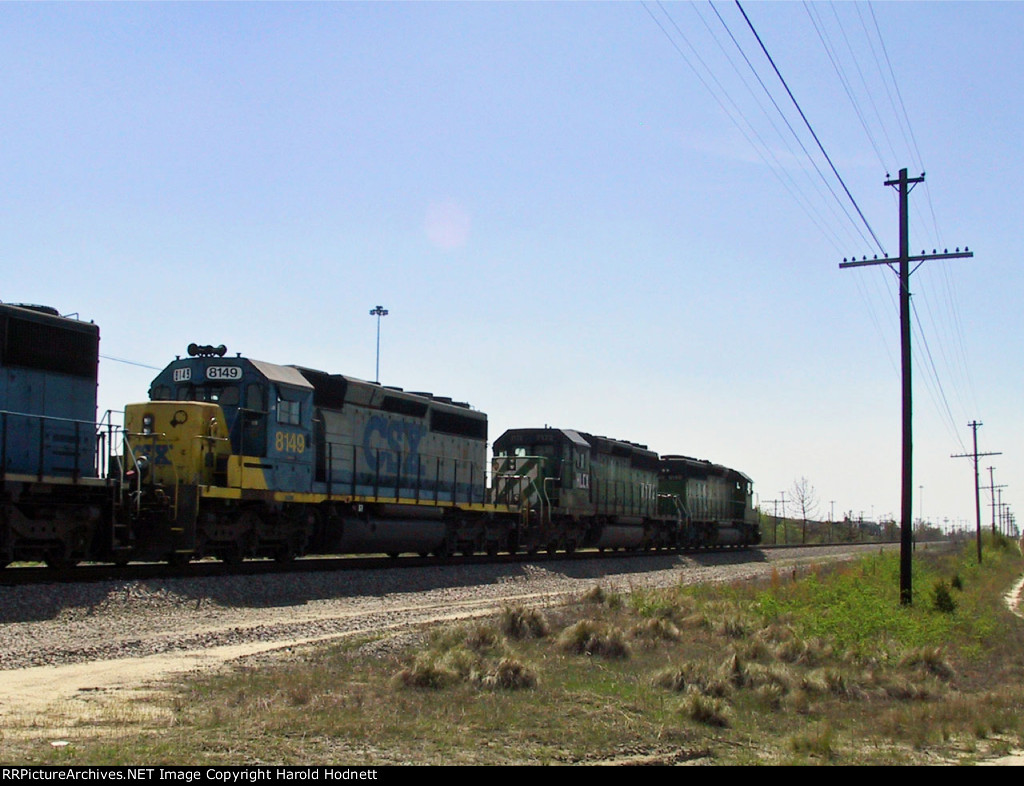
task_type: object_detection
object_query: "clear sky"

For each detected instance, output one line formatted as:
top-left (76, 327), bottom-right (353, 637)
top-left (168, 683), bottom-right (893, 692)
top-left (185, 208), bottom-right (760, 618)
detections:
top-left (2, 1), bottom-right (1020, 533)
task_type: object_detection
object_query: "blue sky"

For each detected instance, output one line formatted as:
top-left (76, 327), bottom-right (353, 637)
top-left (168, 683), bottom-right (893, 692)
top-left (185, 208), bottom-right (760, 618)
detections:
top-left (2, 1), bottom-right (1020, 532)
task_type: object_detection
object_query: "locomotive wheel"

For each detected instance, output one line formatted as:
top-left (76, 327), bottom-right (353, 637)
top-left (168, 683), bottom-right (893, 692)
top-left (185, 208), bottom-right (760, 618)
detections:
top-left (274, 545), bottom-right (297, 563)
top-left (44, 553), bottom-right (79, 571)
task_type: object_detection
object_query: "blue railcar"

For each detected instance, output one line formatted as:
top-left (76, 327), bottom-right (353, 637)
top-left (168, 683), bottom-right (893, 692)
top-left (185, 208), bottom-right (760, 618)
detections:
top-left (0, 303), bottom-right (110, 567)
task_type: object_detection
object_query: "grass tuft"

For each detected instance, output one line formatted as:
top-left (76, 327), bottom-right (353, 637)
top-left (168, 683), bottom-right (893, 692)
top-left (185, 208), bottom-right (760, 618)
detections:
top-left (499, 605), bottom-right (549, 640)
top-left (556, 620), bottom-right (630, 659)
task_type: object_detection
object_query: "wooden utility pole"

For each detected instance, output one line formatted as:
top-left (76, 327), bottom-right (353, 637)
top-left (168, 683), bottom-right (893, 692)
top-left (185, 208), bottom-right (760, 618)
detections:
top-left (840, 169), bottom-right (973, 605)
top-left (952, 421), bottom-right (1000, 564)
top-left (986, 466), bottom-right (1007, 537)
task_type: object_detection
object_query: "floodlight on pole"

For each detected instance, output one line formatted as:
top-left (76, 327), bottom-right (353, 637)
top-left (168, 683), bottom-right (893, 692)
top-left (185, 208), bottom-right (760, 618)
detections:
top-left (369, 305), bottom-right (388, 383)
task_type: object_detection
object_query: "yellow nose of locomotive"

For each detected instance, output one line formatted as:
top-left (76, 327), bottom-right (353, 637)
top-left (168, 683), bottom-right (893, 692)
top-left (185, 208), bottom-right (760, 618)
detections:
top-left (124, 401), bottom-right (231, 487)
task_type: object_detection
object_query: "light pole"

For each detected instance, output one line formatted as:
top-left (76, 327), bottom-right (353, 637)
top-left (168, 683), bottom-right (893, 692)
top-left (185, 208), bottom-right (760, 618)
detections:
top-left (369, 305), bottom-right (388, 383)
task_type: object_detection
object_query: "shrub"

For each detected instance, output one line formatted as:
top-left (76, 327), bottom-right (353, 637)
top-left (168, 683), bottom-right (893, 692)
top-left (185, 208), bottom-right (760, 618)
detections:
top-left (463, 624), bottom-right (507, 655)
top-left (481, 657), bottom-right (538, 690)
top-left (899, 647), bottom-right (955, 681)
top-left (393, 657), bottom-right (460, 689)
top-left (655, 662), bottom-right (704, 693)
top-left (581, 585), bottom-right (607, 604)
top-left (499, 605), bottom-right (549, 640)
top-left (632, 617), bottom-right (681, 642)
top-left (681, 693), bottom-right (730, 728)
top-left (932, 580), bottom-right (957, 614)
top-left (582, 584), bottom-right (623, 609)
top-left (557, 620), bottom-right (630, 660)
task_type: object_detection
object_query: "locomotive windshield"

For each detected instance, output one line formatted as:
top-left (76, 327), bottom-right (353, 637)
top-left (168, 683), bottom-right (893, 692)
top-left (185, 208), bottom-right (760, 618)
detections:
top-left (499, 444), bottom-right (559, 458)
top-left (151, 383), bottom-right (240, 406)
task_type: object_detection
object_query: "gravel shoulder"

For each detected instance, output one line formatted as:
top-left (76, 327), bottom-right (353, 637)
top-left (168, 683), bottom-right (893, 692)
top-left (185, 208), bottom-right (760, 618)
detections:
top-left (0, 543), bottom-right (964, 752)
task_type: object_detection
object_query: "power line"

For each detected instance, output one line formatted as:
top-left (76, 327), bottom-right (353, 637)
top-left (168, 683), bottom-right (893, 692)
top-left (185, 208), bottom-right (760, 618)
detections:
top-left (735, 0), bottom-right (886, 256)
top-left (99, 355), bottom-right (162, 371)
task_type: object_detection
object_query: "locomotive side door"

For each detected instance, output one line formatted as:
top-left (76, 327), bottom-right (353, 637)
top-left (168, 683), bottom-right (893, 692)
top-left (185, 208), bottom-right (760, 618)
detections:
top-left (268, 384), bottom-right (315, 493)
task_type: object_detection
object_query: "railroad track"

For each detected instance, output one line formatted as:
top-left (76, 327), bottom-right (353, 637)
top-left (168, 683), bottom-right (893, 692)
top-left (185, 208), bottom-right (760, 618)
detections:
top-left (0, 540), bottom-right (901, 586)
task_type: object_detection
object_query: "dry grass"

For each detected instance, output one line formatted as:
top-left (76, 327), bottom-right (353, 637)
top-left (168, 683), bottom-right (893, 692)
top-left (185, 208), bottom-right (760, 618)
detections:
top-left (9, 536), bottom-right (1024, 766)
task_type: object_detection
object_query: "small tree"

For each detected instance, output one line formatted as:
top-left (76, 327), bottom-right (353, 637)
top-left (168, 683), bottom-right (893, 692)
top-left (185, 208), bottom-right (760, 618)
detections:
top-left (790, 477), bottom-right (820, 543)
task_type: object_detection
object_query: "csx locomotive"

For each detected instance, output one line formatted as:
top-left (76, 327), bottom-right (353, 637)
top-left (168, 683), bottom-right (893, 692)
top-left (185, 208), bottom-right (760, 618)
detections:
top-left (0, 302), bottom-right (760, 569)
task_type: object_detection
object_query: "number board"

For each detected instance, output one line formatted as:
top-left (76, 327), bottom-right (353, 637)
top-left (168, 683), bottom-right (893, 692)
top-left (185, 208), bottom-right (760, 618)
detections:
top-left (206, 366), bottom-right (242, 381)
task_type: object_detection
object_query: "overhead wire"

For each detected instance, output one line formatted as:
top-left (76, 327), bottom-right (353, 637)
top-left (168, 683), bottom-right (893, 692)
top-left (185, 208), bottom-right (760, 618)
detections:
top-left (642, 1), bottom-right (867, 255)
top-left (752, 0), bottom-right (975, 457)
top-left (733, 0), bottom-right (887, 257)
top-left (643, 0), bottom-right (987, 514)
top-left (697, 1), bottom-right (869, 254)
top-left (644, 0), bottom-right (980, 464)
top-left (804, 1), bottom-right (893, 171)
top-left (857, 2), bottom-right (980, 442)
top-left (99, 355), bottom-right (162, 371)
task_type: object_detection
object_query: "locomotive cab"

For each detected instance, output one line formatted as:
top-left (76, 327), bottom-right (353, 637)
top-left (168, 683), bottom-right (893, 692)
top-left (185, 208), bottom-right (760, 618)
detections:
top-left (144, 346), bottom-right (315, 493)
top-left (491, 427), bottom-right (590, 510)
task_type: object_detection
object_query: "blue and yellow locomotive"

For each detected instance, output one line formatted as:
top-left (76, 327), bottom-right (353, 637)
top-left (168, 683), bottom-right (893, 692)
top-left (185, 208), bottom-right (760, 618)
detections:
top-left (123, 343), bottom-right (495, 563)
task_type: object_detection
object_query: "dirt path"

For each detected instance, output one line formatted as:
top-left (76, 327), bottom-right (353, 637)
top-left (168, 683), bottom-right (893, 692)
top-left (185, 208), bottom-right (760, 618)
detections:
top-left (0, 585), bottom-right (567, 741)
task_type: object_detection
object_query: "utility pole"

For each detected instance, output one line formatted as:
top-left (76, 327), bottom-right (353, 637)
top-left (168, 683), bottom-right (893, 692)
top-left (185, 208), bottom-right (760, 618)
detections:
top-left (986, 466), bottom-right (1007, 537)
top-left (840, 169), bottom-right (973, 605)
top-left (952, 421), bottom-right (999, 564)
top-left (764, 499), bottom-right (781, 544)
